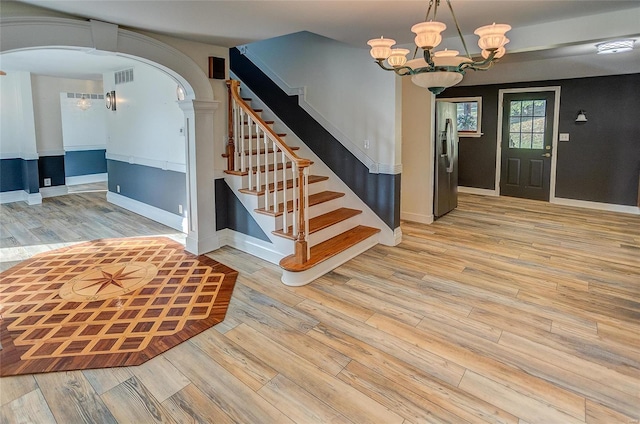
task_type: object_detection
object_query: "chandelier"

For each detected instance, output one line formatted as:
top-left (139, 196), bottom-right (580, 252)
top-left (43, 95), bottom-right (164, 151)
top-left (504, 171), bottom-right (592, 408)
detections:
top-left (77, 94), bottom-right (92, 111)
top-left (367, 0), bottom-right (510, 94)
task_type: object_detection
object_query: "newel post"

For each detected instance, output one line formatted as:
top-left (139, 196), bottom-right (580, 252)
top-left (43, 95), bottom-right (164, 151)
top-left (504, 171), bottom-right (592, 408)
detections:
top-left (225, 80), bottom-right (236, 171)
top-left (294, 166), bottom-right (308, 263)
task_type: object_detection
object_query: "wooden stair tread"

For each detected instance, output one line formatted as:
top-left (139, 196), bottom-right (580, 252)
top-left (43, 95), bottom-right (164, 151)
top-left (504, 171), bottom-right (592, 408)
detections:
top-left (279, 225), bottom-right (380, 272)
top-left (239, 175), bottom-right (328, 196)
top-left (256, 191), bottom-right (345, 217)
top-left (222, 146), bottom-right (299, 158)
top-left (272, 207), bottom-right (361, 240)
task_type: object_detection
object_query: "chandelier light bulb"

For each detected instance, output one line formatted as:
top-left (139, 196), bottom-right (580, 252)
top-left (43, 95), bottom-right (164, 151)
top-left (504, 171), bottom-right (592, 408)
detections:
top-left (411, 21), bottom-right (446, 50)
top-left (387, 48), bottom-right (410, 67)
top-left (367, 37), bottom-right (396, 60)
top-left (433, 49), bottom-right (459, 57)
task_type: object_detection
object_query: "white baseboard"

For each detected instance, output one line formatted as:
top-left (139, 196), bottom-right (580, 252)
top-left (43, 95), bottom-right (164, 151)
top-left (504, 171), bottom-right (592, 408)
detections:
top-left (217, 228), bottom-right (283, 265)
top-left (107, 191), bottom-right (187, 232)
top-left (66, 173), bottom-right (108, 186)
top-left (458, 186), bottom-right (498, 196)
top-left (26, 192), bottom-right (42, 205)
top-left (0, 190), bottom-right (42, 205)
top-left (185, 233), bottom-right (220, 256)
top-left (401, 211), bottom-right (434, 225)
top-left (40, 185), bottom-right (69, 198)
top-left (551, 197), bottom-right (640, 215)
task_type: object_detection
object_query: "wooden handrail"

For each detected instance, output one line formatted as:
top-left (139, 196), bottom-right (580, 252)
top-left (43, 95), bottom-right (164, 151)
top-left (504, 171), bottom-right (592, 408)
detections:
top-left (227, 80), bottom-right (311, 169)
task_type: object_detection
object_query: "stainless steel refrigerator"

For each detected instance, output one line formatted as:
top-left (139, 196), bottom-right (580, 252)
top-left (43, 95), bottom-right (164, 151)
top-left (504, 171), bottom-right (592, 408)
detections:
top-left (434, 101), bottom-right (459, 218)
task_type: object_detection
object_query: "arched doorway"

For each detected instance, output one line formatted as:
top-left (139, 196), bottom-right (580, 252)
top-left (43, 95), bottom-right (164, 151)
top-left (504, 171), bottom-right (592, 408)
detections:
top-left (0, 17), bottom-right (221, 254)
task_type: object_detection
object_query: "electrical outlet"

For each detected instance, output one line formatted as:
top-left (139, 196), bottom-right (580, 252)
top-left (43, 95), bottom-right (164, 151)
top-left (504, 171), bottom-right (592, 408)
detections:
top-left (43, 178), bottom-right (51, 187)
top-left (178, 204), bottom-right (183, 214)
top-left (559, 133), bottom-right (570, 142)
top-left (364, 139), bottom-right (370, 149)
top-left (116, 184), bottom-right (121, 193)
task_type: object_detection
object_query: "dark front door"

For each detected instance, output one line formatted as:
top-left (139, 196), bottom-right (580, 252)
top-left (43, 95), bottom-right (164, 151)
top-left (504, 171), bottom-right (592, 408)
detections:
top-left (500, 92), bottom-right (555, 201)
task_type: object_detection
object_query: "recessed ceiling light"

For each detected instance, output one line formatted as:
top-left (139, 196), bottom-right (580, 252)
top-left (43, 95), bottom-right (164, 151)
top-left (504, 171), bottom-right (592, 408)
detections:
top-left (596, 39), bottom-right (635, 54)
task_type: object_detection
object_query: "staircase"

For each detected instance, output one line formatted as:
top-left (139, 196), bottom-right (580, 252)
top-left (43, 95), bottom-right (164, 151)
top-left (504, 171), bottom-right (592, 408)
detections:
top-left (224, 80), bottom-right (380, 286)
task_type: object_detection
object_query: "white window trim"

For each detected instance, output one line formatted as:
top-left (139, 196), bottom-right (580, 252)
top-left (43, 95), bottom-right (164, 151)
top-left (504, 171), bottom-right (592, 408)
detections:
top-left (438, 96), bottom-right (483, 137)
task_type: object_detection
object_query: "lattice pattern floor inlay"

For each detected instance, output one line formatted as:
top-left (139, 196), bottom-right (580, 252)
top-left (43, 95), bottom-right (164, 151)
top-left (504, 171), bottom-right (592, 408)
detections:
top-left (0, 237), bottom-right (238, 376)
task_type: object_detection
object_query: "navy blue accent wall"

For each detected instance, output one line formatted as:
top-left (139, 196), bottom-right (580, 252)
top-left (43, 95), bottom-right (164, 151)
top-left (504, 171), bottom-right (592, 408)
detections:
top-left (65, 149), bottom-right (107, 177)
top-left (215, 179), bottom-right (270, 242)
top-left (107, 159), bottom-right (186, 215)
top-left (439, 73), bottom-right (640, 206)
top-left (0, 159), bottom-right (40, 193)
top-left (23, 160), bottom-right (40, 193)
top-left (1, 159), bottom-right (26, 192)
top-left (230, 48), bottom-right (401, 230)
top-left (38, 156), bottom-right (65, 187)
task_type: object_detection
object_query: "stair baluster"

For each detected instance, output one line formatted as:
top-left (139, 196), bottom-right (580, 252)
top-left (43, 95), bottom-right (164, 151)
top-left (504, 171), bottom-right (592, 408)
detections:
top-left (272, 139), bottom-right (278, 214)
top-left (263, 131), bottom-right (270, 211)
top-left (255, 125), bottom-right (261, 189)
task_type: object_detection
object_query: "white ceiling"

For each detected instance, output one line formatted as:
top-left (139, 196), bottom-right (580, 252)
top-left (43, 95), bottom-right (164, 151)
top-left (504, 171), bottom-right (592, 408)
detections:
top-left (1, 0), bottom-right (640, 81)
top-left (12, 0), bottom-right (640, 48)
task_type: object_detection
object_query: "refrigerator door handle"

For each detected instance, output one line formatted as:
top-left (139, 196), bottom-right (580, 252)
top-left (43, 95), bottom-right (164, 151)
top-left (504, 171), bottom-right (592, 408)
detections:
top-left (441, 118), bottom-right (452, 165)
top-left (446, 118), bottom-right (454, 173)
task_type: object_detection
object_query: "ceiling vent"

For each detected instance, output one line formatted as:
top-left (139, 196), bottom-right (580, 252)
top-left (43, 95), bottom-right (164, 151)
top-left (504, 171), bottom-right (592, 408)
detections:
top-left (115, 68), bottom-right (134, 85)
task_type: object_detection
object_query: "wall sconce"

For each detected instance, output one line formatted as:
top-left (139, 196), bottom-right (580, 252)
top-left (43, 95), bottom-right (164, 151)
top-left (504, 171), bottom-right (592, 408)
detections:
top-left (575, 110), bottom-right (587, 123)
top-left (176, 85), bottom-right (185, 101)
top-left (105, 90), bottom-right (116, 111)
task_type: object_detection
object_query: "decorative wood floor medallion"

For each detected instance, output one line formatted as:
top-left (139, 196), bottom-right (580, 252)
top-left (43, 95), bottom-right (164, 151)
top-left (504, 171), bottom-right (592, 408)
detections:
top-left (0, 237), bottom-right (238, 376)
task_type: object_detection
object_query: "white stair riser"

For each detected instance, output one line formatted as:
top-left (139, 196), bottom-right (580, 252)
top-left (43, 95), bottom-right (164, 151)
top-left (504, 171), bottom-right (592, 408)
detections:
top-left (255, 180), bottom-right (328, 209)
top-left (307, 214), bottom-right (362, 247)
top-left (273, 213), bottom-right (361, 245)
top-left (281, 234), bottom-right (379, 286)
top-left (270, 196), bottom-right (345, 228)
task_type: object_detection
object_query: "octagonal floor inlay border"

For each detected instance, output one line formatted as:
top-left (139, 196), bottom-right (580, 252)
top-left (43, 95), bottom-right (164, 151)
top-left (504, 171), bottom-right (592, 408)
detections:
top-left (0, 237), bottom-right (238, 376)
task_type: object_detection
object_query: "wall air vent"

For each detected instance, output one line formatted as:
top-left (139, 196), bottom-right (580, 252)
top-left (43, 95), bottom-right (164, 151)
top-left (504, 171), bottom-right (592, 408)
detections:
top-left (115, 68), bottom-right (134, 85)
top-left (66, 92), bottom-right (104, 99)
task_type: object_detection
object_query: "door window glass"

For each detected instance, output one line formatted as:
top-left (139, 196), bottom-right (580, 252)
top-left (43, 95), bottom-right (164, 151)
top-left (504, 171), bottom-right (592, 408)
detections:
top-left (509, 99), bottom-right (546, 149)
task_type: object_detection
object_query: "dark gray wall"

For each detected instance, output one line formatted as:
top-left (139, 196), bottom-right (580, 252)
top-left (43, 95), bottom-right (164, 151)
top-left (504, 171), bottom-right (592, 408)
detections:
top-left (107, 159), bottom-right (186, 215)
top-left (65, 149), bottom-right (107, 177)
top-left (439, 73), bottom-right (640, 206)
top-left (38, 155), bottom-right (65, 187)
top-left (215, 179), bottom-right (270, 242)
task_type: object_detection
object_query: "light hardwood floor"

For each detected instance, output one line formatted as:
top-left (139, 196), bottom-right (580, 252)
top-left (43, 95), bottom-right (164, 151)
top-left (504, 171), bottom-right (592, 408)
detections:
top-left (1, 192), bottom-right (639, 423)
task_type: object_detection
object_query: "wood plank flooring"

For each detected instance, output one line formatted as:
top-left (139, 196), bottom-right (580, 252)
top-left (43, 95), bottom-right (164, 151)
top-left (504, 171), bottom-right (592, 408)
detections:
top-left (1, 192), bottom-right (639, 423)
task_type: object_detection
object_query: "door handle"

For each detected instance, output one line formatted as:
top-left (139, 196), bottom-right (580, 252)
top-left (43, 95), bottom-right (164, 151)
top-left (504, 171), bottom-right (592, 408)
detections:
top-left (541, 153), bottom-right (551, 158)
